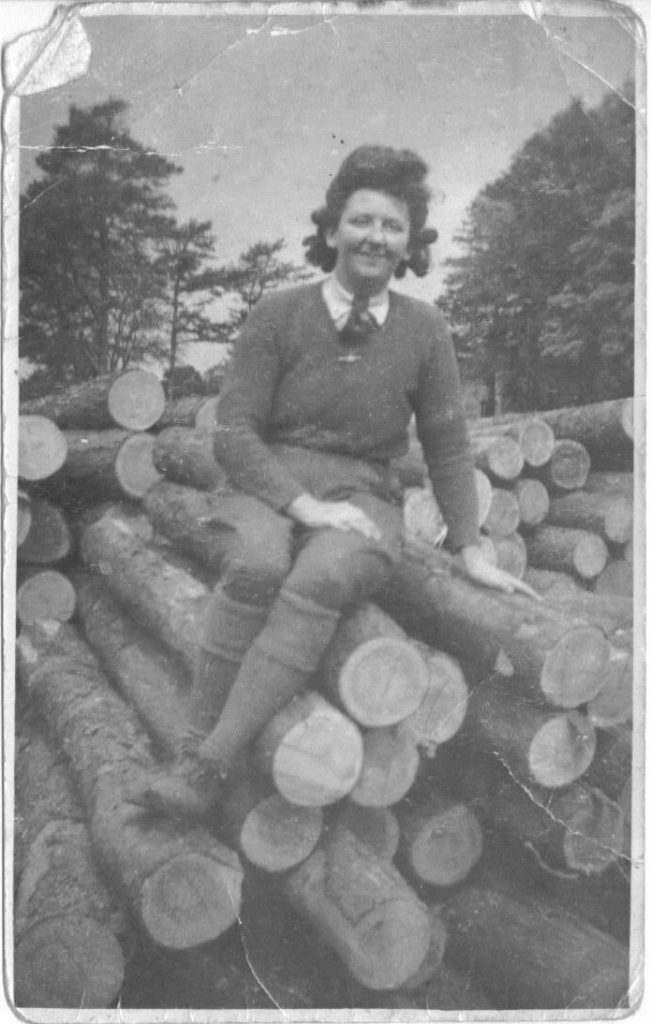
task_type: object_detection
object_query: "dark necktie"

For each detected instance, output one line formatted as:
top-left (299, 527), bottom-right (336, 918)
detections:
top-left (339, 293), bottom-right (379, 347)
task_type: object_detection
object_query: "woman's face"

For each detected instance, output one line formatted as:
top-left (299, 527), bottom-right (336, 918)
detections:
top-left (326, 189), bottom-right (411, 294)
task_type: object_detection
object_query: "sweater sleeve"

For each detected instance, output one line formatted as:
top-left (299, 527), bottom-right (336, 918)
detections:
top-left (211, 296), bottom-right (307, 511)
top-left (413, 308), bottom-right (482, 551)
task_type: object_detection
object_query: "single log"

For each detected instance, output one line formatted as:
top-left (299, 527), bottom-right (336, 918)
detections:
top-left (546, 489), bottom-right (633, 545)
top-left (471, 416), bottom-right (555, 468)
top-left (17, 497), bottom-right (72, 565)
top-left (467, 676), bottom-right (596, 788)
top-left (483, 487), bottom-right (521, 537)
top-left (319, 603), bottom-right (429, 728)
top-left (16, 619), bottom-right (243, 950)
top-left (401, 645), bottom-right (468, 754)
top-left (398, 907), bottom-right (448, 991)
top-left (143, 480), bottom-right (236, 572)
top-left (400, 794), bottom-right (483, 887)
top-left (20, 372), bottom-right (164, 430)
top-left (14, 717), bottom-right (127, 1008)
top-left (80, 505), bottom-right (209, 679)
top-left (335, 804), bottom-right (400, 861)
top-left (491, 530), bottom-right (527, 579)
top-left (513, 477), bottom-right (550, 528)
top-left (18, 415), bottom-right (67, 481)
top-left (471, 434), bottom-right (523, 483)
top-left (588, 645), bottom-right (632, 728)
top-left (485, 771), bottom-right (625, 875)
top-left (349, 724), bottom-right (420, 807)
top-left (527, 586), bottom-right (633, 637)
top-left (384, 550), bottom-right (610, 709)
top-left (525, 524), bottom-right (608, 581)
top-left (284, 825), bottom-right (432, 990)
top-left (152, 427), bottom-right (228, 490)
top-left (16, 568), bottom-right (76, 627)
top-left (256, 691), bottom-right (364, 807)
top-left (17, 489), bottom-right (32, 547)
top-left (444, 884), bottom-right (629, 1009)
top-left (73, 569), bottom-right (192, 757)
top-left (594, 559), bottom-right (633, 597)
top-left (530, 438), bottom-right (591, 492)
top-left (221, 771), bottom-right (323, 872)
top-left (43, 429), bottom-right (163, 506)
top-left (541, 865), bottom-right (631, 948)
top-left (474, 398), bottom-right (635, 471)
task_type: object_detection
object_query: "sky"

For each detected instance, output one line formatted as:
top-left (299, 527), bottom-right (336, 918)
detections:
top-left (13, 3), bottom-right (639, 371)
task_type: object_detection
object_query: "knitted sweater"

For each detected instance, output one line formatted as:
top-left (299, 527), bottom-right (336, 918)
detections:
top-left (213, 282), bottom-right (481, 550)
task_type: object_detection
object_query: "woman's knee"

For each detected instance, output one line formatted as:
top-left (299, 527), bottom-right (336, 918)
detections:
top-left (286, 532), bottom-right (394, 609)
top-left (223, 523), bottom-right (294, 605)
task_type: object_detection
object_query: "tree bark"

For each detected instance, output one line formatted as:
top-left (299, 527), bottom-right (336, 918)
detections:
top-left (349, 724), bottom-right (420, 808)
top-left (318, 603), bottom-right (429, 727)
top-left (16, 620), bottom-right (243, 951)
top-left (41, 429), bottom-right (162, 506)
top-left (14, 715), bottom-right (127, 1009)
top-left (72, 568), bottom-right (192, 757)
top-left (582, 722), bottom-right (632, 802)
top-left (525, 524), bottom-right (608, 581)
top-left (594, 559), bottom-right (633, 597)
top-left (152, 427), bottom-right (229, 490)
top-left (143, 480), bottom-right (234, 572)
top-left (588, 644), bottom-right (633, 728)
top-left (17, 497), bottom-right (72, 566)
top-left (334, 804), bottom-right (401, 861)
top-left (444, 884), bottom-right (629, 1009)
top-left (284, 825), bottom-right (432, 990)
top-left (20, 370), bottom-right (165, 431)
top-left (16, 568), bottom-right (76, 627)
top-left (386, 962), bottom-right (494, 1011)
top-left (19, 415), bottom-right (67, 481)
top-left (157, 395), bottom-right (220, 431)
top-left (255, 691), bottom-right (364, 807)
top-left (383, 550), bottom-right (610, 709)
top-left (546, 489), bottom-right (633, 545)
top-left (80, 505), bottom-right (210, 679)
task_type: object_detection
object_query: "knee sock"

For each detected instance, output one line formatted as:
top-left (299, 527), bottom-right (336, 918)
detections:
top-left (198, 588), bottom-right (340, 773)
top-left (190, 587), bottom-right (269, 737)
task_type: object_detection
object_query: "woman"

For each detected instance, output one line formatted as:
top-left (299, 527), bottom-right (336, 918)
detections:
top-left (138, 145), bottom-right (537, 818)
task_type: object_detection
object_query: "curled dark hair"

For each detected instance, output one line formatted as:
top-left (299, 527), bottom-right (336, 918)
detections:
top-left (303, 145), bottom-right (438, 278)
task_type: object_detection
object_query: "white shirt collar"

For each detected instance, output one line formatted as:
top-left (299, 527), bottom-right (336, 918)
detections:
top-left (321, 275), bottom-right (390, 330)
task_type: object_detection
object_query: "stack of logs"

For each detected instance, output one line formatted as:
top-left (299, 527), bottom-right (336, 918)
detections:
top-left (13, 376), bottom-right (636, 1011)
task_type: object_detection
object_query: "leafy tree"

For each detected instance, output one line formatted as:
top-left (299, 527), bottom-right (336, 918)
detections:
top-left (216, 239), bottom-right (314, 336)
top-left (19, 99), bottom-right (182, 380)
top-left (155, 218), bottom-right (228, 398)
top-left (441, 83), bottom-right (635, 412)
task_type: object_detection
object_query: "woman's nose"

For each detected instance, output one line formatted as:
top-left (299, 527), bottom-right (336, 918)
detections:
top-left (366, 221), bottom-right (385, 243)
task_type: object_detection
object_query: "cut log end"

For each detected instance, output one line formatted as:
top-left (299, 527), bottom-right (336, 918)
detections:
top-left (588, 648), bottom-right (633, 728)
top-left (541, 625), bottom-right (610, 708)
top-left (529, 713), bottom-right (596, 788)
top-left (17, 494), bottom-right (32, 547)
top-left (492, 532), bottom-right (527, 579)
top-left (339, 636), bottom-right (429, 728)
top-left (107, 369), bottom-right (165, 431)
top-left (16, 570), bottom-right (76, 627)
top-left (19, 416), bottom-right (68, 482)
top-left (403, 648), bottom-right (468, 750)
top-left (115, 433), bottom-right (163, 499)
top-left (350, 725), bottom-right (420, 808)
top-left (14, 916), bottom-right (125, 1009)
top-left (239, 795), bottom-right (323, 872)
top-left (518, 419), bottom-right (555, 468)
top-left (348, 898), bottom-right (432, 991)
top-left (484, 488), bottom-right (521, 537)
top-left (548, 440), bottom-right (591, 491)
top-left (515, 478), bottom-right (550, 527)
top-left (140, 852), bottom-right (242, 950)
top-left (475, 470), bottom-right (493, 527)
top-left (574, 535), bottom-right (608, 580)
top-left (407, 803), bottom-right (484, 887)
top-left (563, 788), bottom-right (625, 875)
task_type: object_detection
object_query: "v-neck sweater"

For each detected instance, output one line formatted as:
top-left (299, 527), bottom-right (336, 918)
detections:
top-left (213, 281), bottom-right (480, 551)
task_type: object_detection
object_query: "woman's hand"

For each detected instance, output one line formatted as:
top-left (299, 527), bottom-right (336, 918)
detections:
top-left (460, 544), bottom-right (542, 601)
top-left (288, 493), bottom-right (382, 541)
